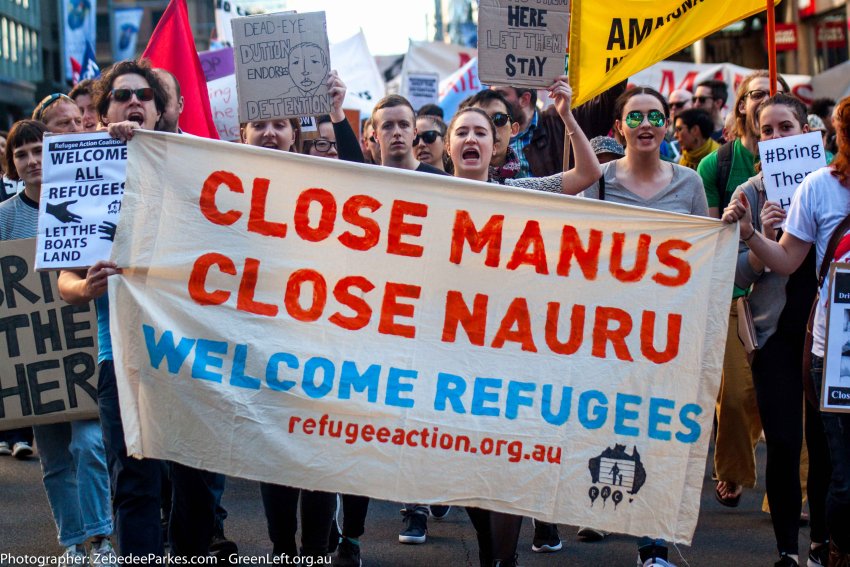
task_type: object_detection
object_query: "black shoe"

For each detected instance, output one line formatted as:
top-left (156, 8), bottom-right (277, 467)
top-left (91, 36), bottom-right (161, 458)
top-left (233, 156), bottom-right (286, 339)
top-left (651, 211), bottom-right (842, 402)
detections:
top-left (429, 505), bottom-right (451, 519)
top-left (492, 555), bottom-right (519, 567)
top-left (398, 510), bottom-right (427, 544)
top-left (809, 541), bottom-right (829, 567)
top-left (638, 538), bottom-right (669, 564)
top-left (333, 538), bottom-right (361, 567)
top-left (209, 527), bottom-right (238, 563)
top-left (774, 553), bottom-right (798, 566)
top-left (531, 520), bottom-right (562, 553)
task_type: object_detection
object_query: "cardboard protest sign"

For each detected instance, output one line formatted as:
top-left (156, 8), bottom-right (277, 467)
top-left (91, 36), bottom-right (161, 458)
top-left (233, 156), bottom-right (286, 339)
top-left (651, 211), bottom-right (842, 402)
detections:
top-left (36, 133), bottom-right (127, 270)
top-left (822, 263), bottom-right (850, 413)
top-left (569, 0), bottom-right (781, 106)
top-left (200, 47), bottom-right (235, 82)
top-left (403, 72), bottom-right (439, 111)
top-left (111, 130), bottom-right (737, 544)
top-left (1, 238), bottom-right (99, 431)
top-left (759, 131), bottom-right (826, 217)
top-left (478, 0), bottom-right (569, 88)
top-left (208, 74), bottom-right (241, 142)
top-left (231, 11), bottom-right (332, 122)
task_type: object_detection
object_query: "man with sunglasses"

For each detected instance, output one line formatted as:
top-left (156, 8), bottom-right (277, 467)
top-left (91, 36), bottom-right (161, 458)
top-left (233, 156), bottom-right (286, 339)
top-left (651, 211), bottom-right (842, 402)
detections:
top-left (692, 79), bottom-right (728, 142)
top-left (490, 80), bottom-right (625, 178)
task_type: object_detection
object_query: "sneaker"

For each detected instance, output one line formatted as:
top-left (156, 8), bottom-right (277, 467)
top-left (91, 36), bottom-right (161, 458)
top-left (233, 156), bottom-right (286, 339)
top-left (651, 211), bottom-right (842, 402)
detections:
top-left (91, 538), bottom-right (118, 567)
top-left (429, 505), bottom-right (451, 520)
top-left (637, 537), bottom-right (669, 566)
top-left (209, 527), bottom-right (238, 563)
top-left (333, 538), bottom-right (361, 567)
top-left (577, 526), bottom-right (609, 541)
top-left (776, 553), bottom-right (799, 566)
top-left (398, 509), bottom-right (427, 544)
top-left (809, 542), bottom-right (829, 567)
top-left (0, 441), bottom-right (10, 455)
top-left (62, 544), bottom-right (88, 565)
top-left (11, 441), bottom-right (32, 459)
top-left (531, 520), bottom-right (562, 553)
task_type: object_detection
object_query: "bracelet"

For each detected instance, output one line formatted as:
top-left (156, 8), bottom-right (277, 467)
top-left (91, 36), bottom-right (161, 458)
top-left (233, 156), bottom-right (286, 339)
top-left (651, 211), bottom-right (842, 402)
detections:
top-left (742, 227), bottom-right (756, 241)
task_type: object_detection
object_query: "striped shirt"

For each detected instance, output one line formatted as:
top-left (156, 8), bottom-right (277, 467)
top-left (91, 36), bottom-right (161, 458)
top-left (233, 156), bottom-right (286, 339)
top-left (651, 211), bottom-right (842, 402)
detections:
top-left (509, 109), bottom-right (539, 179)
top-left (0, 192), bottom-right (38, 241)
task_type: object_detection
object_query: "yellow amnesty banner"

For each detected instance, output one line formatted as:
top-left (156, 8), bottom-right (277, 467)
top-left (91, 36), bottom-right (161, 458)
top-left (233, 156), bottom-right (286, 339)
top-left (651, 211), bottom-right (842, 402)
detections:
top-left (569, 0), bottom-right (780, 106)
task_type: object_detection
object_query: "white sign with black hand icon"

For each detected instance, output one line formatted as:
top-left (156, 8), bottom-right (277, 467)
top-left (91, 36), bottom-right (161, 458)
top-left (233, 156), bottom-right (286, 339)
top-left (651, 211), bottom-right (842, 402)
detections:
top-left (36, 132), bottom-right (127, 270)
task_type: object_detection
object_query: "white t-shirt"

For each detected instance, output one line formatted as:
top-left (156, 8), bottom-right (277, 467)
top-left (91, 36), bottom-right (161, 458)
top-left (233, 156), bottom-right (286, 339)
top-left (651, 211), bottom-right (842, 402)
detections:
top-left (784, 167), bottom-right (850, 356)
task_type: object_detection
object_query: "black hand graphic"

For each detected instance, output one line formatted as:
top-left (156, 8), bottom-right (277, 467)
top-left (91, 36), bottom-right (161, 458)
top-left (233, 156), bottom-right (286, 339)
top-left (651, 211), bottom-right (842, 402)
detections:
top-left (98, 221), bottom-right (117, 242)
top-left (46, 200), bottom-right (82, 223)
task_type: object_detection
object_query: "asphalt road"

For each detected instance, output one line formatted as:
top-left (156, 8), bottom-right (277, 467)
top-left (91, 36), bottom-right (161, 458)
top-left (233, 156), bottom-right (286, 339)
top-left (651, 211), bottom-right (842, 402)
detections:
top-left (0, 441), bottom-right (810, 566)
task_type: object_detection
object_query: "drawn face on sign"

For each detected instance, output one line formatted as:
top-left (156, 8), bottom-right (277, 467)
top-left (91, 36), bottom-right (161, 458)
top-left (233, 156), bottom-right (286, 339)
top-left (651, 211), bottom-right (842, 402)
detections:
top-left (287, 43), bottom-right (329, 97)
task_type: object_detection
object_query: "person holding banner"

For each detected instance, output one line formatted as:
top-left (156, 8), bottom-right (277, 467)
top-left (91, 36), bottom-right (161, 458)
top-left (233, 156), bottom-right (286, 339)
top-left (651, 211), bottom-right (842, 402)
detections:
top-left (444, 75), bottom-right (600, 567)
top-left (1, 119), bottom-right (116, 565)
top-left (723, 95), bottom-right (850, 567)
top-left (725, 92), bottom-right (831, 567)
top-left (699, 71), bottom-right (790, 510)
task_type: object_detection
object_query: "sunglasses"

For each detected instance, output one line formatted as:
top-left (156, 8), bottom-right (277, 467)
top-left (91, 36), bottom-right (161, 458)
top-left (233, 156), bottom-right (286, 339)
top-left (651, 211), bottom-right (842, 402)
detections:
top-left (669, 101), bottom-right (688, 110)
top-left (111, 88), bottom-right (155, 103)
top-left (313, 139), bottom-right (337, 152)
top-left (692, 95), bottom-right (714, 104)
top-left (413, 130), bottom-right (442, 145)
top-left (33, 93), bottom-right (74, 121)
top-left (745, 89), bottom-right (769, 102)
top-left (490, 112), bottom-right (511, 127)
top-left (624, 110), bottom-right (666, 128)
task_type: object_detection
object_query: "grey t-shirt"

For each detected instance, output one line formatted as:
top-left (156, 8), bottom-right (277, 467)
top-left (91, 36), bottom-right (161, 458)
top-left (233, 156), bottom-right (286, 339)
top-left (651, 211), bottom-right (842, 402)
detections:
top-left (0, 192), bottom-right (38, 240)
top-left (581, 160), bottom-right (709, 216)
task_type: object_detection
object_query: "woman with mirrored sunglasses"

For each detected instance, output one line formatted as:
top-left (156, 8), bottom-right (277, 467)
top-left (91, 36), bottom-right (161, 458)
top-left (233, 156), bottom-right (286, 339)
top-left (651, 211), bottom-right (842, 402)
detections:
top-left (414, 115), bottom-right (448, 172)
top-left (581, 86), bottom-right (708, 217)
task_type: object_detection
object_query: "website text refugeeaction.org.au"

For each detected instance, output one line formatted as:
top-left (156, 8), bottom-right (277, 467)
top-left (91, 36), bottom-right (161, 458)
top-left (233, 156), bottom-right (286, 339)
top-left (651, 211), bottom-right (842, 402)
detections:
top-left (288, 414), bottom-right (562, 464)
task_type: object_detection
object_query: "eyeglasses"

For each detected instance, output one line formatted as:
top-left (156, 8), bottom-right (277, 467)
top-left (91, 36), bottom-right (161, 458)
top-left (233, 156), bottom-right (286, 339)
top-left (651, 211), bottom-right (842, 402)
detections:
top-left (745, 89), bottom-right (769, 102)
top-left (313, 139), bottom-right (337, 152)
top-left (33, 93), bottom-right (75, 121)
top-left (111, 88), bottom-right (155, 103)
top-left (669, 101), bottom-right (688, 110)
top-left (624, 110), bottom-right (666, 128)
top-left (413, 130), bottom-right (441, 145)
top-left (692, 95), bottom-right (714, 104)
top-left (490, 112), bottom-right (512, 127)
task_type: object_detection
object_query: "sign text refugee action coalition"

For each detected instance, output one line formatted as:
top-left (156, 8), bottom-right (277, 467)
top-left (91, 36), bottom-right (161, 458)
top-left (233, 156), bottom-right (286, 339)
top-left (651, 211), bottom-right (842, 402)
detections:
top-left (110, 131), bottom-right (736, 543)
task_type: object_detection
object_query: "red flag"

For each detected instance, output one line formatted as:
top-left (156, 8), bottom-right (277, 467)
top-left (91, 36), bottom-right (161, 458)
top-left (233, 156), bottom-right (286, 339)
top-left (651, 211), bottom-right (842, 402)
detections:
top-left (142, 0), bottom-right (219, 139)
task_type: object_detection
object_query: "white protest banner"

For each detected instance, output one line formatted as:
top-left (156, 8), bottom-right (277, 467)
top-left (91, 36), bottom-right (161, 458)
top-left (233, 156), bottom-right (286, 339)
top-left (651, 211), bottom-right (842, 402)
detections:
top-left (208, 74), bottom-right (241, 142)
top-left (403, 73), bottom-right (439, 112)
top-left (629, 61), bottom-right (814, 108)
top-left (37, 133), bottom-right (127, 270)
top-left (759, 131), bottom-right (826, 214)
top-left (400, 41), bottom-right (477, 96)
top-left (1, 238), bottom-right (99, 431)
top-left (231, 11), bottom-right (331, 122)
top-left (111, 7), bottom-right (144, 62)
top-left (111, 130), bottom-right (736, 543)
top-left (823, 264), bottom-right (850, 413)
top-left (329, 31), bottom-right (386, 116)
top-left (478, 0), bottom-right (569, 88)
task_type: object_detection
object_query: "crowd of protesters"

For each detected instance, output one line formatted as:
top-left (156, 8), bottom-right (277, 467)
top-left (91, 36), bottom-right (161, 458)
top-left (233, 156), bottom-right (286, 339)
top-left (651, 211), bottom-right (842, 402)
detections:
top-left (1, 52), bottom-right (849, 567)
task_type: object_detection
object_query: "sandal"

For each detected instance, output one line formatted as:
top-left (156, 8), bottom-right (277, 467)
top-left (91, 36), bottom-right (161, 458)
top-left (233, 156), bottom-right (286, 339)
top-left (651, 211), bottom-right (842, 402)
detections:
top-left (715, 482), bottom-right (742, 508)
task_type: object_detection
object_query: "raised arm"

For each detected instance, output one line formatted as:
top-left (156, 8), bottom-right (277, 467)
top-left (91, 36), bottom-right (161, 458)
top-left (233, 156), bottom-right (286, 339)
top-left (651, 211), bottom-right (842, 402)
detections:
top-left (549, 76), bottom-right (602, 195)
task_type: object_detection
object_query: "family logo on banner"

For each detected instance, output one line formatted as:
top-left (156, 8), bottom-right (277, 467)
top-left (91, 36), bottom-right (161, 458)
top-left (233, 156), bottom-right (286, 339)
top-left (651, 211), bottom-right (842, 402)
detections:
top-left (403, 73), bottom-right (439, 112)
top-left (36, 133), bottom-right (127, 270)
top-left (759, 131), bottom-right (826, 217)
top-left (231, 11), bottom-right (332, 122)
top-left (0, 238), bottom-right (99, 431)
top-left (208, 74), bottom-right (241, 142)
top-left (568, 0), bottom-right (781, 106)
top-left (111, 7), bottom-right (144, 61)
top-left (200, 47), bottom-right (236, 82)
top-left (823, 263), bottom-right (850, 413)
top-left (110, 130), bottom-right (737, 543)
top-left (62, 0), bottom-right (97, 81)
top-left (478, 0), bottom-right (569, 88)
